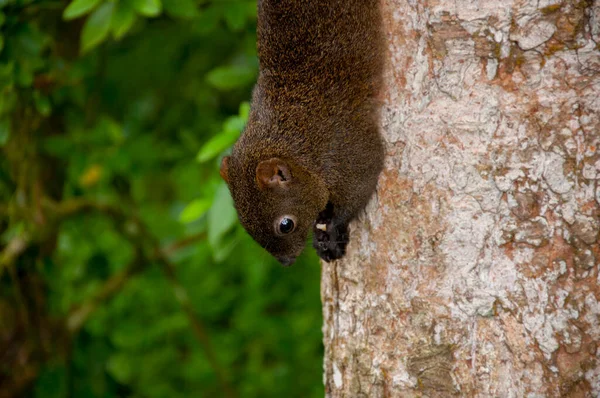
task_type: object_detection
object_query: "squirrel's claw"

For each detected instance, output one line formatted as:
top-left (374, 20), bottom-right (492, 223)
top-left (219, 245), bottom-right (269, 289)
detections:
top-left (312, 218), bottom-right (349, 262)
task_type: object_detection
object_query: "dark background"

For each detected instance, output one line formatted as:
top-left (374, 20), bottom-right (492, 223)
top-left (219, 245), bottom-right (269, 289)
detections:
top-left (0, 0), bottom-right (323, 396)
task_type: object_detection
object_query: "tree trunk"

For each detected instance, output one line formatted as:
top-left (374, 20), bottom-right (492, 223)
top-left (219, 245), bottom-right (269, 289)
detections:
top-left (321, 0), bottom-right (600, 396)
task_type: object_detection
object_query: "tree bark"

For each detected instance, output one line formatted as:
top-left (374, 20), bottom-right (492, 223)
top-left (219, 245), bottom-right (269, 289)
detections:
top-left (321, 0), bottom-right (600, 396)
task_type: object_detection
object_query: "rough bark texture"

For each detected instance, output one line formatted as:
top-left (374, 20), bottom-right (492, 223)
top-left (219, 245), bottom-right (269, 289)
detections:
top-left (321, 0), bottom-right (600, 396)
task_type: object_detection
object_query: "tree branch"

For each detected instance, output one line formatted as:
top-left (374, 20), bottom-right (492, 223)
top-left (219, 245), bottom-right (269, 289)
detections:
top-left (0, 234), bottom-right (30, 274)
top-left (53, 198), bottom-right (235, 396)
top-left (66, 251), bottom-right (145, 333)
top-left (163, 232), bottom-right (207, 255)
top-left (153, 249), bottom-right (236, 398)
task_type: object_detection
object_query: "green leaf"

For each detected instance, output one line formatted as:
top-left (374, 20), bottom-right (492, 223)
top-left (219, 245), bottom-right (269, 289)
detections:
top-left (42, 136), bottom-right (73, 156)
top-left (33, 364), bottom-right (67, 398)
top-left (179, 199), bottom-right (211, 224)
top-left (0, 61), bottom-right (12, 77)
top-left (212, 236), bottom-right (238, 263)
top-left (239, 101), bottom-right (250, 119)
top-left (0, 118), bottom-right (9, 146)
top-left (63, 0), bottom-right (101, 20)
top-left (98, 116), bottom-right (123, 142)
top-left (13, 24), bottom-right (47, 56)
top-left (132, 0), bottom-right (161, 17)
top-left (223, 4), bottom-right (246, 31)
top-left (207, 183), bottom-right (237, 249)
top-left (111, 0), bottom-right (137, 39)
top-left (193, 4), bottom-right (219, 34)
top-left (80, 3), bottom-right (114, 53)
top-left (222, 115), bottom-right (245, 133)
top-left (33, 91), bottom-right (51, 116)
top-left (196, 129), bottom-right (238, 163)
top-left (0, 90), bottom-right (16, 115)
top-left (163, 0), bottom-right (197, 19)
top-left (196, 102), bottom-right (249, 162)
top-left (206, 65), bottom-right (255, 91)
top-left (0, 62), bottom-right (13, 91)
top-left (15, 65), bottom-right (33, 87)
top-left (107, 354), bottom-right (132, 383)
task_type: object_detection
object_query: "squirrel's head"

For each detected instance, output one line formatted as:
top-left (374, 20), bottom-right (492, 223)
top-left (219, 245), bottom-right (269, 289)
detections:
top-left (220, 156), bottom-right (328, 266)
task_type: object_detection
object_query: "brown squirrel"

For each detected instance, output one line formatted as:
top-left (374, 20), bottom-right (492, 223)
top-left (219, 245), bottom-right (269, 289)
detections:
top-left (220, 0), bottom-right (385, 266)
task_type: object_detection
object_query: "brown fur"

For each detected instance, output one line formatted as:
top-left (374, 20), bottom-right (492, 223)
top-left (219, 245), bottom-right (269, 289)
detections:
top-left (221, 0), bottom-right (385, 265)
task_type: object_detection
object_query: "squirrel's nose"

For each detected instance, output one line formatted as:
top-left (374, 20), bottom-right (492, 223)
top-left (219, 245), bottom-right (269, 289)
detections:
top-left (277, 256), bottom-right (296, 267)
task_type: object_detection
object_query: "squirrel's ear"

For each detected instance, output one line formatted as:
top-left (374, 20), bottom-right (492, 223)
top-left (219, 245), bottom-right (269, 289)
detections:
top-left (256, 158), bottom-right (291, 189)
top-left (220, 156), bottom-right (230, 183)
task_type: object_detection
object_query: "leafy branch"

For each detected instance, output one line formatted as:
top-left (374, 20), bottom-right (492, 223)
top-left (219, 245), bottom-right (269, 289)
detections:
top-left (1, 198), bottom-right (235, 397)
top-left (59, 199), bottom-right (235, 396)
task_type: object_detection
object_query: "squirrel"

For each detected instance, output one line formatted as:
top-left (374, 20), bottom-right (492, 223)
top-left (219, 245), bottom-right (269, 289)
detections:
top-left (220, 0), bottom-right (385, 266)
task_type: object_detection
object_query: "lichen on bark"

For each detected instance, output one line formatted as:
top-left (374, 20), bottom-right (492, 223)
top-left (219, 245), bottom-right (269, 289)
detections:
top-left (322, 0), bottom-right (600, 396)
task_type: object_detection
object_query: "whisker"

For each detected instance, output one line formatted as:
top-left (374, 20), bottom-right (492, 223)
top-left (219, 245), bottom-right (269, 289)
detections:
top-left (261, 240), bottom-right (273, 266)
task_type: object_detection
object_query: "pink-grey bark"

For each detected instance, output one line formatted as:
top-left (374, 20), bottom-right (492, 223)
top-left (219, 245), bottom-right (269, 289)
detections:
top-left (322, 0), bottom-right (600, 396)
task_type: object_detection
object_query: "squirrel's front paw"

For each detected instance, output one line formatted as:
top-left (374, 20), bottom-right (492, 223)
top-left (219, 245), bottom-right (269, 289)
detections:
top-left (313, 218), bottom-right (349, 262)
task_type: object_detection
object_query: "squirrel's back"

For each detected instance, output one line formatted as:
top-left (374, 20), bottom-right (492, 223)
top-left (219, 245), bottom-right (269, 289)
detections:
top-left (257, 0), bottom-right (384, 95)
top-left (234, 0), bottom-right (385, 172)
top-left (257, 0), bottom-right (382, 88)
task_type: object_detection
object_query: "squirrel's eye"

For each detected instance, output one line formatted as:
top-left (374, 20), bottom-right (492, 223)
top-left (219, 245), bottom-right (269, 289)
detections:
top-left (277, 217), bottom-right (296, 235)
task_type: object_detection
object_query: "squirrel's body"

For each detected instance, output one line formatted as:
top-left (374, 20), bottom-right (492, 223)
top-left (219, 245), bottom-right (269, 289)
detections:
top-left (221, 0), bottom-right (385, 265)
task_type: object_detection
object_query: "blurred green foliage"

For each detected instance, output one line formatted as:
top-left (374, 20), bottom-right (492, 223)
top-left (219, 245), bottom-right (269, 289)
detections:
top-left (0, 0), bottom-right (323, 397)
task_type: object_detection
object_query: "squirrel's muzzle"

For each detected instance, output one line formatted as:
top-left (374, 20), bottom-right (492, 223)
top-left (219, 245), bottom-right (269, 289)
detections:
top-left (277, 256), bottom-right (296, 267)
